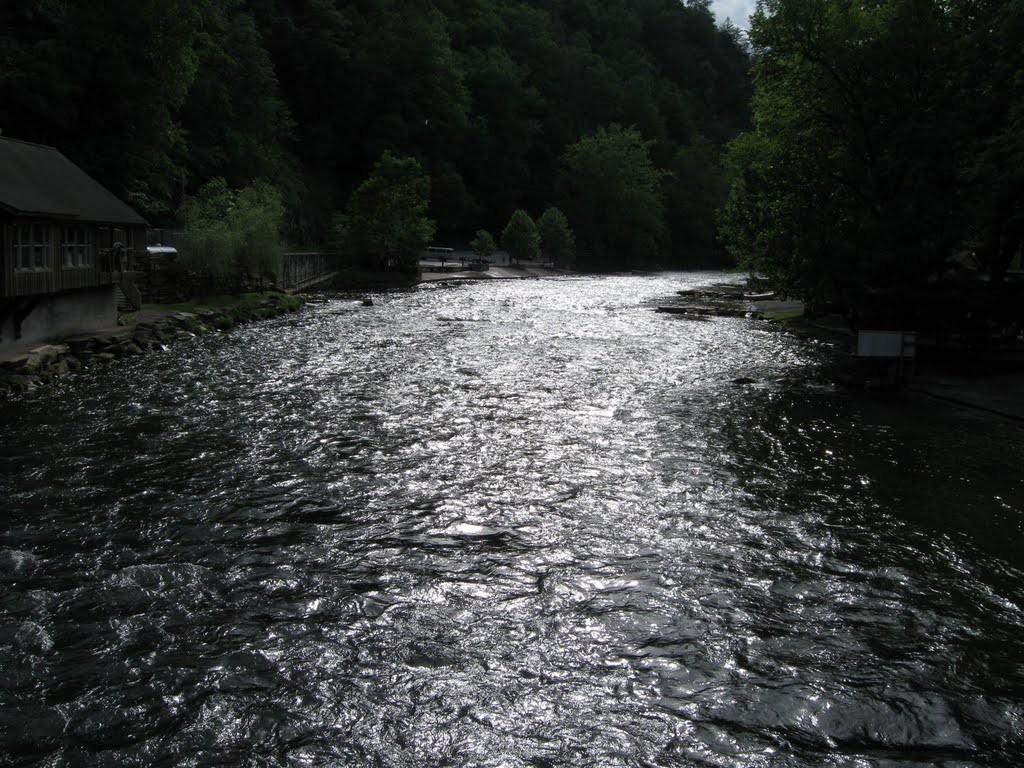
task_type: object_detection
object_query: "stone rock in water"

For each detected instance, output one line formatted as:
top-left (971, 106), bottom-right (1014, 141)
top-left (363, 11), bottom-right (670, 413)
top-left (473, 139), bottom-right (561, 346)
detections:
top-left (0, 374), bottom-right (40, 392)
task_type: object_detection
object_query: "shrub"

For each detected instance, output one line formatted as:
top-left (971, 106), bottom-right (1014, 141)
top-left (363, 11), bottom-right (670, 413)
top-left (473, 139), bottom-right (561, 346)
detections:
top-left (179, 178), bottom-right (284, 291)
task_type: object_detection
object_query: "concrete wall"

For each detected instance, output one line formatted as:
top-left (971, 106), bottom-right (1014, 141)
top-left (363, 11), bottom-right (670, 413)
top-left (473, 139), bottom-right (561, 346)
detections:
top-left (0, 286), bottom-right (117, 353)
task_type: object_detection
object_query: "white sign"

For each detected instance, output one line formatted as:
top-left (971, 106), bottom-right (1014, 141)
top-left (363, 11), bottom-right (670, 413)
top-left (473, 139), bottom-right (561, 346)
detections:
top-left (857, 330), bottom-right (916, 358)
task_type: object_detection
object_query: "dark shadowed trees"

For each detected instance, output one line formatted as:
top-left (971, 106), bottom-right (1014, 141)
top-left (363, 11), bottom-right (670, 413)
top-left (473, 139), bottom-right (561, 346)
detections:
top-left (558, 125), bottom-right (667, 269)
top-left (502, 210), bottom-right (540, 264)
top-left (180, 5), bottom-right (297, 204)
top-left (718, 0), bottom-right (1008, 320)
top-left (333, 152), bottom-right (434, 273)
top-left (1, 0), bottom-right (754, 262)
top-left (0, 0), bottom-right (204, 217)
top-left (537, 207), bottom-right (575, 267)
top-left (470, 229), bottom-right (497, 261)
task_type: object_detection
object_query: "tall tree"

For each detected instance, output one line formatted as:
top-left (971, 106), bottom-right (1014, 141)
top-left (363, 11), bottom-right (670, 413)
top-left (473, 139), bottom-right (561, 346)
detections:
top-left (558, 125), bottom-right (667, 268)
top-left (180, 4), bottom-right (297, 206)
top-left (501, 209), bottom-right (540, 264)
top-left (248, 0), bottom-right (357, 236)
top-left (537, 207), bottom-right (575, 266)
top-left (720, 0), bottom-right (971, 318)
top-left (961, 0), bottom-right (1024, 286)
top-left (470, 229), bottom-right (497, 260)
top-left (667, 135), bottom-right (730, 266)
top-left (334, 152), bottom-right (434, 273)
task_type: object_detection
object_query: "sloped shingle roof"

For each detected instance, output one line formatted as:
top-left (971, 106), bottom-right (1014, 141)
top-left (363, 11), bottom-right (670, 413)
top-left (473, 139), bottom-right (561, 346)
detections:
top-left (0, 136), bottom-right (147, 226)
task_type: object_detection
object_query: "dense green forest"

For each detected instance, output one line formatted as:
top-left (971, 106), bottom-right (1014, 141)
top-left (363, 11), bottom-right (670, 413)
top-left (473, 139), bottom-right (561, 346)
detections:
top-left (720, 0), bottom-right (1024, 328)
top-left (0, 0), bottom-right (751, 269)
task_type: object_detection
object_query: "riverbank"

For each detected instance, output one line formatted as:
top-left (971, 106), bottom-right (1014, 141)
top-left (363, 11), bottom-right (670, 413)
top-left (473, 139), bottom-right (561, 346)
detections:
top-left (676, 280), bottom-right (1024, 423)
top-left (0, 293), bottom-right (304, 399)
top-left (749, 293), bottom-right (1024, 422)
top-left (0, 262), bottom-right (562, 399)
top-left (8, 273), bottom-right (1022, 424)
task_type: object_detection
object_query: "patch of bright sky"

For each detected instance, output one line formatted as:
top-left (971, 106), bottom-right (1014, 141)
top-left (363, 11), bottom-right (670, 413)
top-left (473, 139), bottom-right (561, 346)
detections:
top-left (711, 0), bottom-right (757, 29)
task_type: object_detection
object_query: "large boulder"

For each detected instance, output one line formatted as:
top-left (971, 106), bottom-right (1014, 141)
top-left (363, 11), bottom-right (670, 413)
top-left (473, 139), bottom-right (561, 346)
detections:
top-left (0, 374), bottom-right (42, 392)
top-left (5, 344), bottom-right (69, 375)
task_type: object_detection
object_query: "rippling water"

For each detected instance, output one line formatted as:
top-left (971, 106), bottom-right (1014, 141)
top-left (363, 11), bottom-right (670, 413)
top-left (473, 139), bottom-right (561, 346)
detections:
top-left (2, 273), bottom-right (1023, 767)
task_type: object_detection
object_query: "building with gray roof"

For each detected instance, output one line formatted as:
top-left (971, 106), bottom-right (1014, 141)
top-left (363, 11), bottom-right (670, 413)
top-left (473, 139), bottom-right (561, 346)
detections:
top-left (1, 136), bottom-right (146, 352)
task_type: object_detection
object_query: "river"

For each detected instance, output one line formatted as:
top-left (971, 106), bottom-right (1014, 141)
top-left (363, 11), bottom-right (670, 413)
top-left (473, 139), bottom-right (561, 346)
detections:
top-left (2, 273), bottom-right (1023, 767)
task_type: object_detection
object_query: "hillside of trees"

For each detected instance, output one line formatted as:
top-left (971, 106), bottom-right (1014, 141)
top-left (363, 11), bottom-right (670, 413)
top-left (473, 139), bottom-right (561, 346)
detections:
top-left (720, 0), bottom-right (1024, 333)
top-left (0, 0), bottom-right (751, 270)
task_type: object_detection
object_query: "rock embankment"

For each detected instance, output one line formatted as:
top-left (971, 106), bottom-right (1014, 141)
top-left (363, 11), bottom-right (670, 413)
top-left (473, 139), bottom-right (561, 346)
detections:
top-left (0, 294), bottom-right (303, 399)
top-left (656, 283), bottom-right (758, 319)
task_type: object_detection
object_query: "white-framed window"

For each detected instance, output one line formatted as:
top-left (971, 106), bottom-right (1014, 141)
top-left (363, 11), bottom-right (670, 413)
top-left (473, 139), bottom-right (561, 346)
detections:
top-left (61, 226), bottom-right (94, 268)
top-left (13, 223), bottom-right (51, 271)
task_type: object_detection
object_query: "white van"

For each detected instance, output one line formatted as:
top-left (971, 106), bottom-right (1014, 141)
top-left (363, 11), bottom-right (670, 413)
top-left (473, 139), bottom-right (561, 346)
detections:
top-left (425, 246), bottom-right (454, 262)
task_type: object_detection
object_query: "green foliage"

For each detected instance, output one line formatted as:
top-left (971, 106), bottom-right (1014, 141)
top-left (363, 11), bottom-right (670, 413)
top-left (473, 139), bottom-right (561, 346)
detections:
top-left (558, 125), bottom-right (667, 269)
top-left (470, 230), bottom-right (497, 259)
top-left (0, 0), bottom-right (753, 250)
top-left (233, 182), bottom-right (286, 280)
top-left (179, 178), bottom-right (284, 284)
top-left (961, 0), bottom-right (1024, 285)
top-left (0, 0), bottom-right (204, 217)
top-left (277, 294), bottom-right (304, 312)
top-left (536, 208), bottom-right (575, 266)
top-left (333, 152), bottom-right (434, 273)
top-left (181, 316), bottom-right (204, 334)
top-left (720, 0), bottom-right (1024, 322)
top-left (179, 178), bottom-right (234, 276)
top-left (181, 4), bottom-right (298, 200)
top-left (666, 136), bottom-right (730, 266)
top-left (501, 210), bottom-right (540, 264)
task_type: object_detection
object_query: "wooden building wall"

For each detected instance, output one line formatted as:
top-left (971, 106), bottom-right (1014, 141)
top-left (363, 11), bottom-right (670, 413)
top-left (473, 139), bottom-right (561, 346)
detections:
top-left (1, 214), bottom-right (144, 299)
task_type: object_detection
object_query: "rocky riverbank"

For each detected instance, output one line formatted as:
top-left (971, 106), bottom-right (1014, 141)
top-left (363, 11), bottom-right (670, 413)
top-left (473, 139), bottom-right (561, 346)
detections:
top-left (669, 281), bottom-right (1024, 421)
top-left (0, 293), bottom-right (304, 399)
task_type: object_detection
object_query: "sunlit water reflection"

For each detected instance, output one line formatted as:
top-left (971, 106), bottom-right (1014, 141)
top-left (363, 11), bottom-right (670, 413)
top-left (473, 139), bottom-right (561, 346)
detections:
top-left (2, 273), bottom-right (1023, 766)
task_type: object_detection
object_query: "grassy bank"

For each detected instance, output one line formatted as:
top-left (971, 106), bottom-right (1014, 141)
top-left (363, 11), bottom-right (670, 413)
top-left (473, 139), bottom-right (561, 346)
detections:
top-left (138, 292), bottom-right (304, 315)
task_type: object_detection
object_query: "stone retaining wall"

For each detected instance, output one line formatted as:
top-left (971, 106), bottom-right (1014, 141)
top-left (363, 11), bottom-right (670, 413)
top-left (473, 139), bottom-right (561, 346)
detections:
top-left (135, 250), bottom-right (281, 304)
top-left (134, 249), bottom-right (186, 304)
